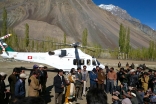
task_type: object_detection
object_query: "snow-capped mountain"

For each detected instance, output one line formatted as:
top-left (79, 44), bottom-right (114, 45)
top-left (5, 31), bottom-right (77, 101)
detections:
top-left (99, 4), bottom-right (140, 23)
top-left (99, 4), bottom-right (156, 36)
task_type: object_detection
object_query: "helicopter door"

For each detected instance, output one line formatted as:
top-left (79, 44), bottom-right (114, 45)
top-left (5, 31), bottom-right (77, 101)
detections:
top-left (87, 59), bottom-right (91, 65)
top-left (92, 59), bottom-right (96, 66)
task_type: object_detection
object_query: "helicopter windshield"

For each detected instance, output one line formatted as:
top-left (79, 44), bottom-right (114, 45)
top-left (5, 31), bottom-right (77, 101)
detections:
top-left (96, 59), bottom-right (100, 66)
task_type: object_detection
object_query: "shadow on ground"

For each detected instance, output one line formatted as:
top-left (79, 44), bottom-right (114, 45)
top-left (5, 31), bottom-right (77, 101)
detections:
top-left (42, 85), bottom-right (54, 104)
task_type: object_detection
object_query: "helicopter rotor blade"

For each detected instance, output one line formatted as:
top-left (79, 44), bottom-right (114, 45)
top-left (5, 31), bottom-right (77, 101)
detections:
top-left (0, 34), bottom-right (12, 40)
top-left (0, 42), bottom-right (5, 51)
top-left (0, 34), bottom-right (12, 56)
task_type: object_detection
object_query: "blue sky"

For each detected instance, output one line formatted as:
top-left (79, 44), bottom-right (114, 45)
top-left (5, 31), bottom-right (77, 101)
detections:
top-left (93, 0), bottom-right (156, 30)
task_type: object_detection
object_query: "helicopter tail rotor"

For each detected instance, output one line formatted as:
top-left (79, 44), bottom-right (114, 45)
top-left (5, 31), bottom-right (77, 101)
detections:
top-left (0, 34), bottom-right (12, 55)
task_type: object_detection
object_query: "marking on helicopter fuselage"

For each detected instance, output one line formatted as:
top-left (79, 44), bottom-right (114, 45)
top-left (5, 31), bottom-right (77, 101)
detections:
top-left (28, 56), bottom-right (32, 59)
top-left (33, 56), bottom-right (45, 60)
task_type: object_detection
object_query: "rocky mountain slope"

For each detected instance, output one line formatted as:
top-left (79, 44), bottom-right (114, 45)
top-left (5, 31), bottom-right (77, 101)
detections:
top-left (0, 0), bottom-right (154, 49)
top-left (99, 4), bottom-right (156, 36)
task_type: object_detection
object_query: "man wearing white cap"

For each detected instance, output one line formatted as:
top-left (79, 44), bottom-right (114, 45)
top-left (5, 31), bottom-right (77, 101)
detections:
top-left (130, 92), bottom-right (138, 104)
top-left (38, 65), bottom-right (45, 96)
top-left (129, 69), bottom-right (138, 87)
top-left (0, 72), bottom-right (8, 103)
top-left (15, 73), bottom-right (27, 99)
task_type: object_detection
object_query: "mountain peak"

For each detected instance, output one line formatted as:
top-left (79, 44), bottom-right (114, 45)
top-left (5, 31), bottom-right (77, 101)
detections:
top-left (99, 4), bottom-right (115, 11)
top-left (99, 4), bottom-right (139, 23)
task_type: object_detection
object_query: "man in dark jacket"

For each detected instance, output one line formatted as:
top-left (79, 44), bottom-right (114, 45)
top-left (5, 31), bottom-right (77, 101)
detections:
top-left (129, 69), bottom-right (138, 87)
top-left (8, 68), bottom-right (18, 99)
top-left (0, 72), bottom-right (8, 104)
top-left (53, 69), bottom-right (66, 104)
top-left (75, 67), bottom-right (83, 100)
top-left (15, 73), bottom-right (27, 99)
top-left (89, 68), bottom-right (98, 89)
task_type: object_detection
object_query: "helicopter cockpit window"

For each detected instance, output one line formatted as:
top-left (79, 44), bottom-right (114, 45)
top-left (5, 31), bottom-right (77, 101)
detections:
top-left (87, 59), bottom-right (91, 65)
top-left (92, 60), bottom-right (96, 66)
top-left (73, 59), bottom-right (78, 65)
top-left (96, 59), bottom-right (100, 65)
top-left (79, 59), bottom-right (84, 65)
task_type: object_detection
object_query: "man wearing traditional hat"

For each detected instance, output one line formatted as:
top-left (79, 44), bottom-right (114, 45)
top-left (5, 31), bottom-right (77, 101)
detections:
top-left (38, 65), bottom-right (46, 96)
top-left (129, 69), bottom-right (138, 87)
top-left (130, 92), bottom-right (138, 104)
top-left (15, 73), bottom-right (27, 99)
top-left (28, 64), bottom-right (39, 85)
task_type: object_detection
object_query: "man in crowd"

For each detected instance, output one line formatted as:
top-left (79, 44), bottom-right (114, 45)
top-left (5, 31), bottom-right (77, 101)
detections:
top-left (28, 65), bottom-right (39, 85)
top-left (86, 88), bottom-right (107, 104)
top-left (122, 92), bottom-right (132, 104)
top-left (97, 68), bottom-right (106, 90)
top-left (118, 62), bottom-right (121, 68)
top-left (129, 69), bottom-right (138, 87)
top-left (106, 67), bottom-right (117, 94)
top-left (38, 65), bottom-right (46, 96)
top-left (141, 72), bottom-right (149, 92)
top-left (130, 92), bottom-right (138, 104)
top-left (0, 72), bottom-right (8, 104)
top-left (75, 67), bottom-right (83, 100)
top-left (81, 65), bottom-right (88, 96)
top-left (8, 68), bottom-right (18, 99)
top-left (43, 66), bottom-right (48, 94)
top-left (53, 69), bottom-right (66, 104)
top-left (89, 68), bottom-right (98, 89)
top-left (15, 73), bottom-right (27, 99)
top-left (28, 70), bottom-right (41, 97)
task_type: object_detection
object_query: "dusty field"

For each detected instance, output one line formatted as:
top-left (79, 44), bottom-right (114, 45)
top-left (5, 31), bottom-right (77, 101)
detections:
top-left (0, 58), bottom-right (156, 104)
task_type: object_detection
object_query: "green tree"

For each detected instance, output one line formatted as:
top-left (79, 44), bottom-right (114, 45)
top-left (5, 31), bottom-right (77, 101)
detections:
top-left (119, 24), bottom-right (123, 52)
top-left (32, 40), bottom-right (34, 50)
top-left (2, 7), bottom-right (7, 36)
top-left (148, 40), bottom-right (154, 60)
top-left (64, 33), bottom-right (66, 44)
top-left (25, 23), bottom-right (29, 47)
top-left (119, 24), bottom-right (131, 55)
top-left (125, 27), bottom-right (130, 54)
top-left (82, 28), bottom-right (88, 46)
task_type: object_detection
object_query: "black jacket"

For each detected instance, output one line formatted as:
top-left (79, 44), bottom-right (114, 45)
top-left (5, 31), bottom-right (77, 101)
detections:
top-left (0, 80), bottom-right (6, 98)
top-left (53, 74), bottom-right (66, 93)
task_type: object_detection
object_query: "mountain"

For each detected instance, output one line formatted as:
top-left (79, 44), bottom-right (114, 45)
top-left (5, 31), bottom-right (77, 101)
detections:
top-left (0, 0), bottom-right (154, 49)
top-left (99, 4), bottom-right (156, 36)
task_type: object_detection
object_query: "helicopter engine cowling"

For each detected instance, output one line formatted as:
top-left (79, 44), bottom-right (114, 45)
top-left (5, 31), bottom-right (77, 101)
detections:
top-left (49, 50), bottom-right (67, 57)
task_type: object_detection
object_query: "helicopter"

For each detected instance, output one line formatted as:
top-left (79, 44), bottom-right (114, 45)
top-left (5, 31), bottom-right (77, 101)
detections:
top-left (0, 34), bottom-right (105, 72)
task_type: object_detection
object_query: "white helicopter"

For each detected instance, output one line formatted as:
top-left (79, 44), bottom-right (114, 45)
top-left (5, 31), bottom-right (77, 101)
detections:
top-left (0, 34), bottom-right (105, 72)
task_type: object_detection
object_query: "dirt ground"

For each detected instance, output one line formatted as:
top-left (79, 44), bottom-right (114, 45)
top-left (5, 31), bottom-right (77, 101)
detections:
top-left (0, 58), bottom-right (156, 104)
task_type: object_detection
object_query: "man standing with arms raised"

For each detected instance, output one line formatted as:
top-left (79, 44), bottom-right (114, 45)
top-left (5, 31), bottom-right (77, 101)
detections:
top-left (53, 69), bottom-right (66, 104)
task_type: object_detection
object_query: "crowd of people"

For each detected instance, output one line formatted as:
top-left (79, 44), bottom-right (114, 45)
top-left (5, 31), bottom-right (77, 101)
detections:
top-left (0, 65), bottom-right (48, 104)
top-left (0, 62), bottom-right (156, 104)
top-left (111, 62), bottom-right (156, 104)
